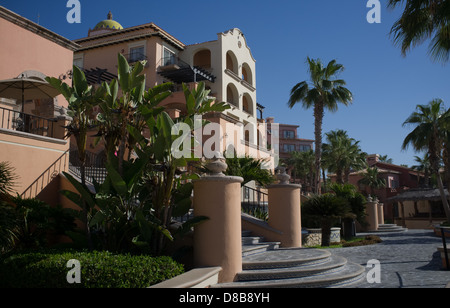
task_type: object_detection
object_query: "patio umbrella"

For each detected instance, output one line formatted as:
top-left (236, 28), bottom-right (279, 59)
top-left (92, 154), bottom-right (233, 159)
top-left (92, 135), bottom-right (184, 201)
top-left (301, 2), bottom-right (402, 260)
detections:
top-left (0, 75), bottom-right (61, 113)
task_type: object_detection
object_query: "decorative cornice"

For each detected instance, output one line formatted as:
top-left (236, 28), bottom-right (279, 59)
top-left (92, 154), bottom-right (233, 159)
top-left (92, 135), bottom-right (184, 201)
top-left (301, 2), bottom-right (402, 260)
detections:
top-left (74, 22), bottom-right (185, 51)
top-left (0, 6), bottom-right (80, 51)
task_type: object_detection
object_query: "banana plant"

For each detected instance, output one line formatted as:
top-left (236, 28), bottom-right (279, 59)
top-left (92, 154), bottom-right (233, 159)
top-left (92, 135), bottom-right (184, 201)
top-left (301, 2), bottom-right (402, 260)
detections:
top-left (46, 66), bottom-right (100, 249)
top-left (128, 82), bottom-right (230, 254)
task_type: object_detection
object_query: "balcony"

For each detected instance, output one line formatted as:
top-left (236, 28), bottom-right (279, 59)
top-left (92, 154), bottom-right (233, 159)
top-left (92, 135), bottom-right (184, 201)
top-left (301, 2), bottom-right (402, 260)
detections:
top-left (158, 56), bottom-right (216, 84)
top-left (0, 106), bottom-right (58, 138)
top-left (124, 52), bottom-right (148, 64)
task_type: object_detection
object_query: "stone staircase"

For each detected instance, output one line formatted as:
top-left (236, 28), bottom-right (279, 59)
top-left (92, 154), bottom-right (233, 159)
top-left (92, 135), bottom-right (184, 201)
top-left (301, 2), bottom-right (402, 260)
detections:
top-left (375, 224), bottom-right (408, 233)
top-left (212, 230), bottom-right (366, 288)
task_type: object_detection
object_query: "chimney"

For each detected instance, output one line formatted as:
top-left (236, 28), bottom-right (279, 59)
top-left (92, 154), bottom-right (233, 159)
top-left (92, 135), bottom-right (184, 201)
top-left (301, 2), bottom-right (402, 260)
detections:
top-left (367, 154), bottom-right (380, 166)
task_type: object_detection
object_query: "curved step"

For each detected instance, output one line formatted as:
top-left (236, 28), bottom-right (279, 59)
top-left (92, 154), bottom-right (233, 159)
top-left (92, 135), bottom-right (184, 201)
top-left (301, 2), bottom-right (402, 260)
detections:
top-left (375, 224), bottom-right (408, 232)
top-left (238, 255), bottom-right (348, 281)
top-left (242, 242), bottom-right (280, 256)
top-left (243, 248), bottom-right (331, 270)
top-left (213, 262), bottom-right (366, 288)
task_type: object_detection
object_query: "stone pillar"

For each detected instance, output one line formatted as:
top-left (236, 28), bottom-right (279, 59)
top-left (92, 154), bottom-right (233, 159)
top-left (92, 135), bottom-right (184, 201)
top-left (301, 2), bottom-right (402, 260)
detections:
top-left (53, 115), bottom-right (71, 140)
top-left (267, 167), bottom-right (302, 248)
top-left (193, 154), bottom-right (243, 283)
top-left (366, 197), bottom-right (379, 231)
top-left (378, 203), bottom-right (384, 225)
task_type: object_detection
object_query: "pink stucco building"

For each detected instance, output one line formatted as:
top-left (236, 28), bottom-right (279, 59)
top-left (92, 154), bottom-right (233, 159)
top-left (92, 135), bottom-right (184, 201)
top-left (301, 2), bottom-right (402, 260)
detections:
top-left (0, 6), bottom-right (78, 197)
top-left (266, 116), bottom-right (314, 161)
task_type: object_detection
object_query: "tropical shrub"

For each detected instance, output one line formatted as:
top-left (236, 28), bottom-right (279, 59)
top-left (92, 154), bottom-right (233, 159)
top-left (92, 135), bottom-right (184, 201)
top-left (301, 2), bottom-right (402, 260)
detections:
top-left (0, 161), bottom-right (17, 198)
top-left (302, 193), bottom-right (350, 246)
top-left (0, 197), bottom-right (76, 254)
top-left (0, 250), bottom-right (184, 288)
top-left (56, 54), bottom-right (230, 255)
top-left (224, 154), bottom-right (275, 187)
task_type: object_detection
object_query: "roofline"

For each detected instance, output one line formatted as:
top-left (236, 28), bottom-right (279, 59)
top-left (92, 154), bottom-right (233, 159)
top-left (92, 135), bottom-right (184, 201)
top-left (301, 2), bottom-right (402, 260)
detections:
top-left (0, 5), bottom-right (80, 51)
top-left (74, 22), bottom-right (185, 51)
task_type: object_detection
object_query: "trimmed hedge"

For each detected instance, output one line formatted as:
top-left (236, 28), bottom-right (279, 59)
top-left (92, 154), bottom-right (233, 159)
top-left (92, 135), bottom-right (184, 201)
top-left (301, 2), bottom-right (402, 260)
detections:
top-left (0, 250), bottom-right (184, 288)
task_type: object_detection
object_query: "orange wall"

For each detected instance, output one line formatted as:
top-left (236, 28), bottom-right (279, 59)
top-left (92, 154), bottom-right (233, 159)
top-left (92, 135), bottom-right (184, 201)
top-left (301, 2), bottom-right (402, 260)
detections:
top-left (77, 36), bottom-right (166, 89)
top-left (0, 129), bottom-right (69, 196)
top-left (0, 17), bottom-right (74, 108)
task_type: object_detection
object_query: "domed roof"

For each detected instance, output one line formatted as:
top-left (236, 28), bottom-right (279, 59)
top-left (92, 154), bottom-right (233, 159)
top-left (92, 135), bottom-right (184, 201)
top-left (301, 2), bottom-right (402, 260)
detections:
top-left (93, 11), bottom-right (123, 30)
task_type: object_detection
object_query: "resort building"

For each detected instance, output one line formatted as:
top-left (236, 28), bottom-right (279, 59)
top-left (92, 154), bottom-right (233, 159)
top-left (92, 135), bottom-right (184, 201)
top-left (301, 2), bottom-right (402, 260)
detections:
top-left (0, 6), bottom-right (78, 196)
top-left (72, 12), bottom-right (275, 168)
top-left (266, 117), bottom-right (314, 161)
top-left (330, 153), bottom-right (426, 222)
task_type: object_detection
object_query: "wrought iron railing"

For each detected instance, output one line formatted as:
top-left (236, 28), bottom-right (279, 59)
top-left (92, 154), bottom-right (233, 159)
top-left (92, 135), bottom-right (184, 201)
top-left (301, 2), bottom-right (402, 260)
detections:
top-left (0, 106), bottom-right (57, 138)
top-left (242, 185), bottom-right (269, 221)
top-left (124, 52), bottom-right (148, 63)
top-left (21, 150), bottom-right (69, 199)
top-left (68, 146), bottom-right (107, 185)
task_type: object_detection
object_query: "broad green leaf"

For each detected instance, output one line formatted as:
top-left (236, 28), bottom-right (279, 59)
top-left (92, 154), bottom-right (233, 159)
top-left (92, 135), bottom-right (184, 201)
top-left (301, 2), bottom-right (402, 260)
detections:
top-left (61, 172), bottom-right (96, 210)
top-left (72, 65), bottom-right (88, 97)
top-left (105, 163), bottom-right (128, 196)
top-left (117, 53), bottom-right (130, 92)
top-left (89, 211), bottom-right (106, 227)
top-left (171, 197), bottom-right (192, 217)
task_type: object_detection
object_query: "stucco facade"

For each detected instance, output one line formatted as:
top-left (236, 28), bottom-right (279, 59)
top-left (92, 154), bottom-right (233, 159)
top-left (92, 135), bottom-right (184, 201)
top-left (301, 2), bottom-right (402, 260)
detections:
top-left (73, 15), bottom-right (275, 169)
top-left (0, 6), bottom-right (76, 196)
top-left (0, 6), bottom-right (78, 112)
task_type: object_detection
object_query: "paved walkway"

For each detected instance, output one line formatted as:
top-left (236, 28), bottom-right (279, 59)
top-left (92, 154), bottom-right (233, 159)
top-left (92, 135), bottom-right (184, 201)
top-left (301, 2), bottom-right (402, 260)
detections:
top-left (331, 229), bottom-right (450, 288)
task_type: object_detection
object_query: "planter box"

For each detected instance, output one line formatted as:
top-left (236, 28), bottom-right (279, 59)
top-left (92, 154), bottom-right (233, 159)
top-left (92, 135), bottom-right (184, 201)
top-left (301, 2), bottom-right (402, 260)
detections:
top-left (302, 228), bottom-right (341, 246)
top-left (433, 226), bottom-right (450, 238)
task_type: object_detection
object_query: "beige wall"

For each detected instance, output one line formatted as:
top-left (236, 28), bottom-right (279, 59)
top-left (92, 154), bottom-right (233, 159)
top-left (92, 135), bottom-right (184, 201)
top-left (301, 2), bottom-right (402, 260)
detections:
top-left (0, 129), bottom-right (69, 196)
top-left (75, 35), bottom-right (176, 89)
top-left (182, 29), bottom-right (259, 145)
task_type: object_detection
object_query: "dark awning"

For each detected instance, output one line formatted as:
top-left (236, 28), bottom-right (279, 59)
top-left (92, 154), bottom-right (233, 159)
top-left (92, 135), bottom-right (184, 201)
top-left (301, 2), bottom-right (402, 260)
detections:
top-left (83, 67), bottom-right (117, 85)
top-left (387, 188), bottom-right (449, 202)
top-left (158, 58), bottom-right (215, 84)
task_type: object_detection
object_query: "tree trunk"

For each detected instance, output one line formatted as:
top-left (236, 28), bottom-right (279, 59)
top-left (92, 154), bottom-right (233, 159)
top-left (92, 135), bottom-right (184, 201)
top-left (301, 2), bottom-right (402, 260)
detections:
top-left (79, 154), bottom-right (93, 250)
top-left (437, 173), bottom-right (450, 222)
top-left (321, 218), bottom-right (332, 247)
top-left (430, 136), bottom-right (450, 222)
top-left (314, 103), bottom-right (324, 194)
top-left (322, 168), bottom-right (327, 193)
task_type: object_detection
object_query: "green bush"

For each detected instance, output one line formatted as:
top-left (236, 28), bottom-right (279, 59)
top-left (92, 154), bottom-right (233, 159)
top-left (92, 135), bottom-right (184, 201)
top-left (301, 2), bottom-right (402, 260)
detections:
top-left (0, 250), bottom-right (184, 288)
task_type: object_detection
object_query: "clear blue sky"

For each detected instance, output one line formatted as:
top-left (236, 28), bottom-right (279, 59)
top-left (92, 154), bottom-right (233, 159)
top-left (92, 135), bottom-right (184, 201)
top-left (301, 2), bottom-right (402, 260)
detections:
top-left (2, 0), bottom-right (450, 167)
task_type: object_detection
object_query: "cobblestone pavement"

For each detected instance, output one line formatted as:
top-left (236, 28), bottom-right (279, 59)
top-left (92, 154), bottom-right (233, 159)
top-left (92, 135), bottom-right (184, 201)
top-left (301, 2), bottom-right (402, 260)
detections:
top-left (331, 229), bottom-right (450, 288)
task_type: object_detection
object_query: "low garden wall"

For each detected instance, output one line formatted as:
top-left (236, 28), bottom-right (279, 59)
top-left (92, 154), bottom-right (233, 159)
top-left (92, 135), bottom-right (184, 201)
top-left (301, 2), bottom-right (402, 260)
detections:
top-left (302, 228), bottom-right (341, 247)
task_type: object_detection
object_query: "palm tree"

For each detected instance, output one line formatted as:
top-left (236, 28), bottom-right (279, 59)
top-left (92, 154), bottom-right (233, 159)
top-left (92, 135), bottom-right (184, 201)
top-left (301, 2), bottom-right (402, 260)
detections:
top-left (224, 154), bottom-right (275, 187)
top-left (388, 0), bottom-right (450, 62)
top-left (285, 150), bottom-right (315, 191)
top-left (379, 154), bottom-right (393, 164)
top-left (358, 167), bottom-right (386, 198)
top-left (288, 57), bottom-right (353, 194)
top-left (442, 108), bottom-right (450, 196)
top-left (411, 153), bottom-right (431, 187)
top-left (322, 130), bottom-right (366, 184)
top-left (402, 99), bottom-right (450, 221)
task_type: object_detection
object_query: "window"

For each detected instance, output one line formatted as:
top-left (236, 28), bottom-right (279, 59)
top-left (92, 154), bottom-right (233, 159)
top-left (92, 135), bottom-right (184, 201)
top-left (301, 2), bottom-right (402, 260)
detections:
top-left (163, 47), bottom-right (176, 66)
top-left (283, 130), bottom-right (295, 139)
top-left (283, 144), bottom-right (295, 152)
top-left (299, 145), bottom-right (311, 152)
top-left (129, 46), bottom-right (145, 62)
